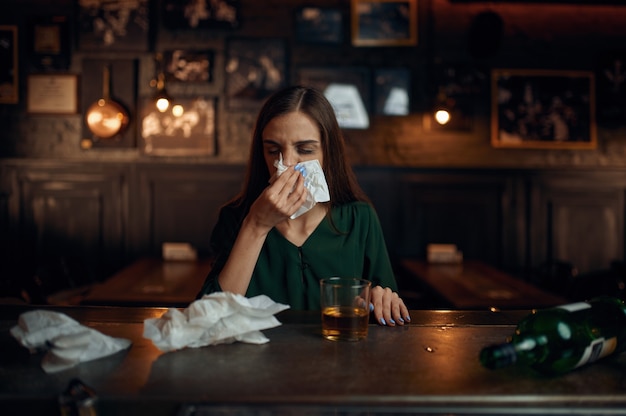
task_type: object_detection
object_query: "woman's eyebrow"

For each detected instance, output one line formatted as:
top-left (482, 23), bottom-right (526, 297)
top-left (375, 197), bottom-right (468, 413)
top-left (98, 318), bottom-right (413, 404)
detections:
top-left (262, 139), bottom-right (319, 145)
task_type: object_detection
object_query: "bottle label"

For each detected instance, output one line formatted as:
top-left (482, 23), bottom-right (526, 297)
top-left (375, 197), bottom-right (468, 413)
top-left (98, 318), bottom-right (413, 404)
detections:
top-left (557, 302), bottom-right (591, 313)
top-left (574, 337), bottom-right (618, 369)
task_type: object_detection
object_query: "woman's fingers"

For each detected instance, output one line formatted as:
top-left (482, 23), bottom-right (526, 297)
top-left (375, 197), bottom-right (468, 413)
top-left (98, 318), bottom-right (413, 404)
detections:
top-left (270, 168), bottom-right (307, 215)
top-left (250, 168), bottom-right (307, 227)
top-left (370, 286), bottom-right (411, 326)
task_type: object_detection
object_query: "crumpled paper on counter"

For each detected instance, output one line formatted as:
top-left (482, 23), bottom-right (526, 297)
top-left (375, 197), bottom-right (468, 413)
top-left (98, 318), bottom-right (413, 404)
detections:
top-left (143, 292), bottom-right (290, 352)
top-left (10, 310), bottom-right (132, 373)
top-left (273, 153), bottom-right (330, 219)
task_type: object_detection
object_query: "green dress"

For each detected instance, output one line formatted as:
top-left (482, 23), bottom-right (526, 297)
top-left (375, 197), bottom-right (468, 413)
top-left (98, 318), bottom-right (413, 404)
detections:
top-left (197, 201), bottom-right (398, 310)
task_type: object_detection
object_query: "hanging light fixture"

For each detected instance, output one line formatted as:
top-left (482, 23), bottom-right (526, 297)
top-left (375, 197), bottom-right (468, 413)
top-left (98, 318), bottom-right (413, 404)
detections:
top-left (151, 53), bottom-right (172, 113)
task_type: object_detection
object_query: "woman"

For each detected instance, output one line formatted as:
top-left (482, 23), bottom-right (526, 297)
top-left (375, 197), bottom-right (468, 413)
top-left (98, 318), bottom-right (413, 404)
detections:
top-left (197, 86), bottom-right (410, 326)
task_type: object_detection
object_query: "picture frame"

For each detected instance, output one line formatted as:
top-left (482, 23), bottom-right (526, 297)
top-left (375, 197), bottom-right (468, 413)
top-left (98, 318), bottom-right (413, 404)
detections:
top-left (162, 0), bottom-right (240, 30)
top-left (295, 7), bottom-right (343, 44)
top-left (225, 38), bottom-right (287, 111)
top-left (163, 50), bottom-right (215, 83)
top-left (0, 25), bottom-right (18, 104)
top-left (297, 67), bottom-right (371, 129)
top-left (373, 68), bottom-right (411, 116)
top-left (77, 0), bottom-right (150, 51)
top-left (28, 15), bottom-right (71, 71)
top-left (140, 97), bottom-right (217, 156)
top-left (351, 0), bottom-right (418, 47)
top-left (491, 69), bottom-right (597, 149)
top-left (26, 74), bottom-right (78, 115)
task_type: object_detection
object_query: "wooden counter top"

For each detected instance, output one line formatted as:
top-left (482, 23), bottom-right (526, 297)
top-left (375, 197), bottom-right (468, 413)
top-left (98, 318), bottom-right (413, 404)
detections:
top-left (2, 304), bottom-right (625, 415)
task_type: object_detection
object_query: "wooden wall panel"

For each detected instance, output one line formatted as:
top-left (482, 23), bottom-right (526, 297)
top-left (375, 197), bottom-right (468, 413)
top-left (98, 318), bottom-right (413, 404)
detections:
top-left (354, 167), bottom-right (401, 254)
top-left (395, 171), bottom-right (519, 268)
top-left (133, 165), bottom-right (245, 257)
top-left (16, 163), bottom-right (129, 280)
top-left (551, 194), bottom-right (621, 273)
top-left (0, 166), bottom-right (9, 240)
top-left (3, 160), bottom-right (626, 295)
top-left (530, 174), bottom-right (625, 275)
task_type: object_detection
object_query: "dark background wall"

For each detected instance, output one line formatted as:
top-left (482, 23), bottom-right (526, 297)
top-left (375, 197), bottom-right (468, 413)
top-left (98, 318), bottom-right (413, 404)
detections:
top-left (1, 0), bottom-right (626, 167)
top-left (2, 0), bottom-right (626, 304)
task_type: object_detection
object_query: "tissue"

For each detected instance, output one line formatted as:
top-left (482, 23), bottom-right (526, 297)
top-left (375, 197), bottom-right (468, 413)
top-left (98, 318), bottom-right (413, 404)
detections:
top-left (10, 310), bottom-right (132, 373)
top-left (143, 292), bottom-right (290, 352)
top-left (273, 154), bottom-right (330, 219)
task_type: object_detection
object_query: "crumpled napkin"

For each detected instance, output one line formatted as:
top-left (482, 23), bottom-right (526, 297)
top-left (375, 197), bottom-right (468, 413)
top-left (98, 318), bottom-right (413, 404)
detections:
top-left (273, 153), bottom-right (330, 219)
top-left (143, 292), bottom-right (290, 352)
top-left (10, 310), bottom-right (132, 373)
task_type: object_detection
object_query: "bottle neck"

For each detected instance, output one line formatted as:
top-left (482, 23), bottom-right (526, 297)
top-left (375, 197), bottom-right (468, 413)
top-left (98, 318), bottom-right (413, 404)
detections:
top-left (480, 342), bottom-right (517, 369)
top-left (480, 337), bottom-right (539, 369)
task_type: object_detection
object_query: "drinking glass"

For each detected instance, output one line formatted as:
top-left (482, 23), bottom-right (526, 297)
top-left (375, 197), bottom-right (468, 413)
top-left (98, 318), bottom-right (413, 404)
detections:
top-left (320, 277), bottom-right (371, 341)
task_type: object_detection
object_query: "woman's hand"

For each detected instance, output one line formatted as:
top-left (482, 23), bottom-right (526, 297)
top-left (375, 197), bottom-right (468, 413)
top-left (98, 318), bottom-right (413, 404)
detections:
top-left (247, 166), bottom-right (307, 231)
top-left (370, 286), bottom-right (411, 326)
top-left (216, 166), bottom-right (307, 295)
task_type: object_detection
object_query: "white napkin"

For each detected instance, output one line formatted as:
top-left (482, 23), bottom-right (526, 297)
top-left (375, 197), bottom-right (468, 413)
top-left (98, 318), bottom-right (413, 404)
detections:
top-left (273, 154), bottom-right (330, 219)
top-left (143, 292), bottom-right (290, 352)
top-left (10, 310), bottom-right (132, 373)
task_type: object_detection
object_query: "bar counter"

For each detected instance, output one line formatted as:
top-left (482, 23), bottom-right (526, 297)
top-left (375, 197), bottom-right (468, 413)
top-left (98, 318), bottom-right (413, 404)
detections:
top-left (1, 304), bottom-right (626, 415)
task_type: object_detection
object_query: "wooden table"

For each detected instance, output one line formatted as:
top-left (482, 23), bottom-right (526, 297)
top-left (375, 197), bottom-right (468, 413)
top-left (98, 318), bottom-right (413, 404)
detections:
top-left (81, 258), bottom-right (212, 307)
top-left (2, 304), bottom-right (625, 415)
top-left (400, 259), bottom-right (567, 310)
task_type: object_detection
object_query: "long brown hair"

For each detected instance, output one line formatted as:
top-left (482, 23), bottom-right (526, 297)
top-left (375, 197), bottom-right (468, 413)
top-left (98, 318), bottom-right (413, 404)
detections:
top-left (232, 85), bottom-right (369, 213)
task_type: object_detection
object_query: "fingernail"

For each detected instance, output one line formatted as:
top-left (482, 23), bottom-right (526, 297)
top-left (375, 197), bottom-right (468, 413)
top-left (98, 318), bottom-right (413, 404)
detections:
top-left (405, 315), bottom-right (411, 322)
top-left (369, 302), bottom-right (374, 312)
top-left (380, 318), bottom-right (387, 326)
top-left (398, 317), bottom-right (404, 323)
top-left (389, 318), bottom-right (396, 325)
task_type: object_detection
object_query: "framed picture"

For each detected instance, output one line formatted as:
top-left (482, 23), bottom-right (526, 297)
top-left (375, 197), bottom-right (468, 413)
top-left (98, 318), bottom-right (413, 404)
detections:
top-left (491, 69), bottom-right (597, 149)
top-left (163, 50), bottom-right (215, 83)
top-left (140, 97), bottom-right (217, 156)
top-left (26, 74), bottom-right (78, 114)
top-left (351, 0), bottom-right (418, 47)
top-left (295, 7), bottom-right (343, 44)
top-left (162, 0), bottom-right (240, 30)
top-left (0, 25), bottom-right (18, 104)
top-left (225, 38), bottom-right (287, 111)
top-left (77, 0), bottom-right (150, 51)
top-left (374, 68), bottom-right (410, 115)
top-left (28, 15), bottom-right (71, 71)
top-left (297, 67), bottom-right (371, 129)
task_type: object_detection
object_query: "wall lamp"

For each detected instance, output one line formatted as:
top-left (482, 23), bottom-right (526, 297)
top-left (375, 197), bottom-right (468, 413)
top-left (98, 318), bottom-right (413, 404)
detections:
top-left (433, 87), bottom-right (453, 126)
top-left (434, 108), bottom-right (451, 126)
top-left (151, 53), bottom-right (172, 113)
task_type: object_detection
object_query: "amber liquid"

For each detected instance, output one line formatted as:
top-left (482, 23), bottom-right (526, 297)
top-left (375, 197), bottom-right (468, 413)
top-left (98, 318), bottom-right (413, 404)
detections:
top-left (322, 306), bottom-right (369, 341)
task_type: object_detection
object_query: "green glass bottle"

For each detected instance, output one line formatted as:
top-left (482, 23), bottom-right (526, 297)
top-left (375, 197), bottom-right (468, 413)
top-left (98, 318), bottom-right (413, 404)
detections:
top-left (479, 296), bottom-right (626, 375)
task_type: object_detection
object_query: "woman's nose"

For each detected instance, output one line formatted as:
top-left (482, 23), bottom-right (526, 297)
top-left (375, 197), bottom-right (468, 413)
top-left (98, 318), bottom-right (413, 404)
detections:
top-left (282, 152), bottom-right (298, 166)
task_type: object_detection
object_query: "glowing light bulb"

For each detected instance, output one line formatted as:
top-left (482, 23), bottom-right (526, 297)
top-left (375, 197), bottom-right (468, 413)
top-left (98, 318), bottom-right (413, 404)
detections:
top-left (434, 109), bottom-right (451, 125)
top-left (156, 97), bottom-right (170, 112)
top-left (172, 105), bottom-right (184, 117)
